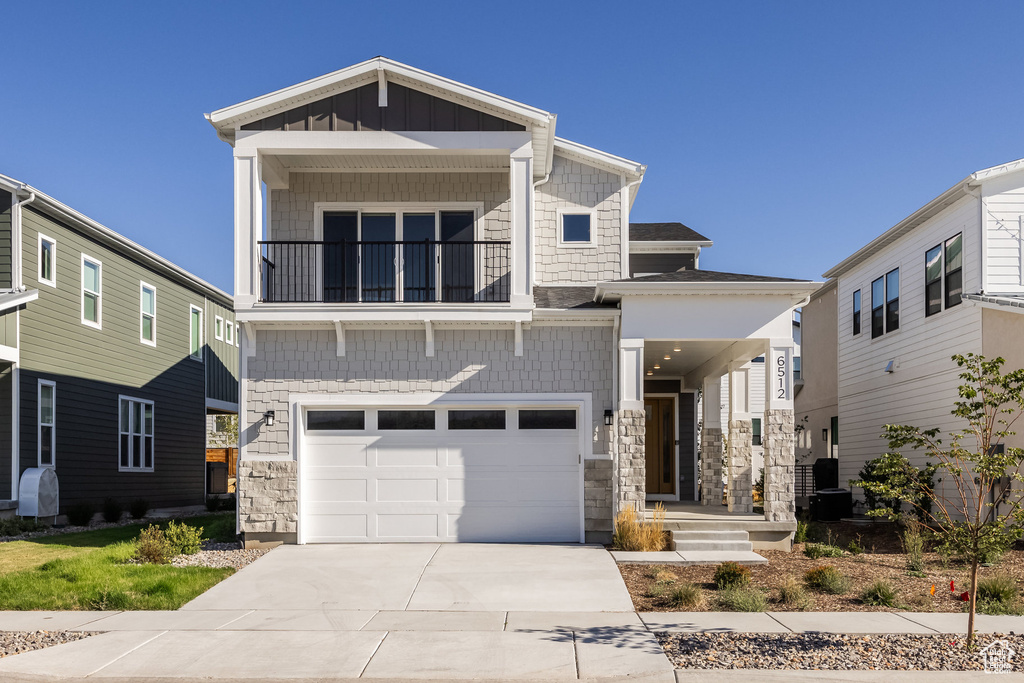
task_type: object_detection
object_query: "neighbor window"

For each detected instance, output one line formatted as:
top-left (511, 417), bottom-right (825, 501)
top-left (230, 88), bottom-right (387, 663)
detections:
top-left (870, 277), bottom-right (884, 338)
top-left (140, 283), bottom-right (156, 345)
top-left (925, 244), bottom-right (943, 316)
top-left (38, 380), bottom-right (55, 468)
top-left (38, 235), bottom-right (56, 287)
top-left (81, 255), bottom-right (102, 328)
top-left (560, 213), bottom-right (592, 244)
top-left (793, 357), bottom-right (802, 381)
top-left (235, 324), bottom-right (241, 347)
top-left (852, 289), bottom-right (861, 335)
top-left (119, 396), bottom-right (154, 472)
top-left (225, 321), bottom-right (233, 345)
top-left (885, 268), bottom-right (900, 333)
top-left (752, 418), bottom-right (762, 446)
top-left (945, 233), bottom-right (963, 309)
top-left (215, 316), bottom-right (224, 341)
top-left (189, 305), bottom-right (203, 361)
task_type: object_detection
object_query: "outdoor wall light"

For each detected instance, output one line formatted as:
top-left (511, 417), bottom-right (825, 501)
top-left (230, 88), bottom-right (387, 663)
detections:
top-left (263, 410), bottom-right (275, 427)
top-left (822, 428), bottom-right (828, 442)
top-left (604, 409), bottom-right (614, 426)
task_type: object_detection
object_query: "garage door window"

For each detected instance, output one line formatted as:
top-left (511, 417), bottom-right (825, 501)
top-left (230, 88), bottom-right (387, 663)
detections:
top-left (378, 410), bottom-right (435, 430)
top-left (518, 409), bottom-right (577, 430)
top-left (448, 409), bottom-right (506, 430)
top-left (307, 410), bottom-right (365, 431)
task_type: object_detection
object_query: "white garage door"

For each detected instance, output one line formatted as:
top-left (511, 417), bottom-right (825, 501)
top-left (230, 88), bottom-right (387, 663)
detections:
top-left (300, 403), bottom-right (583, 543)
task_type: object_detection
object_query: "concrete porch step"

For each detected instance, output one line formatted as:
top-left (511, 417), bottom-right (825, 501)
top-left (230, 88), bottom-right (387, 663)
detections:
top-left (669, 530), bottom-right (749, 542)
top-left (671, 540), bottom-right (754, 553)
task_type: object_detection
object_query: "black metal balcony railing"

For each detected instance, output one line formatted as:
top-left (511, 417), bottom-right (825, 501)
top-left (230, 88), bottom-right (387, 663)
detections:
top-left (259, 240), bottom-right (511, 304)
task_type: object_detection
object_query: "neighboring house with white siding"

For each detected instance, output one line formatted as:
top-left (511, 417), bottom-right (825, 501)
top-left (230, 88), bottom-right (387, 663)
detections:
top-left (206, 57), bottom-right (818, 547)
top-left (805, 157), bottom-right (1024, 507)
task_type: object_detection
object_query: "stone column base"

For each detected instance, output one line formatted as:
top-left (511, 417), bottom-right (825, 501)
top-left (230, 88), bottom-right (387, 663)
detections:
top-left (764, 409), bottom-right (796, 522)
top-left (728, 419), bottom-right (753, 513)
top-left (700, 427), bottom-right (724, 506)
top-left (616, 409), bottom-right (646, 516)
top-left (238, 460), bottom-right (298, 536)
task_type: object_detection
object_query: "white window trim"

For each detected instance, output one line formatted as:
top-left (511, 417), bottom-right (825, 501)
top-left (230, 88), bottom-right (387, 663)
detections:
top-left (556, 209), bottom-right (597, 248)
top-left (80, 254), bottom-right (102, 329)
top-left (215, 315), bottom-right (224, 341)
top-left (140, 282), bottom-right (157, 347)
top-left (225, 320), bottom-right (233, 345)
top-left (38, 234), bottom-right (57, 288)
top-left (38, 379), bottom-right (55, 469)
top-left (118, 395), bottom-right (155, 473)
top-left (189, 304), bottom-right (204, 362)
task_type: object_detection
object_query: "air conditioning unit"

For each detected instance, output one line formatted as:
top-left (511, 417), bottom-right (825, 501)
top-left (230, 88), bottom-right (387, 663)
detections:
top-left (16, 467), bottom-right (59, 521)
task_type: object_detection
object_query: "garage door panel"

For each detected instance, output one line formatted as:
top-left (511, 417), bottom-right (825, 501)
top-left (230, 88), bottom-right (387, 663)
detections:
top-left (376, 478), bottom-right (439, 502)
top-left (377, 513), bottom-right (440, 538)
top-left (305, 446), bottom-right (368, 468)
top-left (305, 478), bottom-right (368, 503)
top-left (305, 514), bottom-right (368, 540)
top-left (448, 506), bottom-right (579, 542)
top-left (375, 446), bottom-right (440, 467)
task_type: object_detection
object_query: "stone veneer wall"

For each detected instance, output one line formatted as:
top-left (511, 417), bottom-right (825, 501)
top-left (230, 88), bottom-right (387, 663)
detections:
top-left (270, 171), bottom-right (511, 242)
top-left (700, 427), bottom-right (724, 506)
top-left (616, 409), bottom-right (645, 514)
top-left (763, 409), bottom-right (796, 522)
top-left (534, 155), bottom-right (623, 285)
top-left (727, 419), bottom-right (753, 513)
top-left (237, 461), bottom-right (297, 537)
top-left (584, 459), bottom-right (613, 543)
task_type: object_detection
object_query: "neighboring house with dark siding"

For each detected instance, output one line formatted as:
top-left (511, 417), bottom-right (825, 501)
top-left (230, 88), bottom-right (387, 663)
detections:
top-left (0, 174), bottom-right (238, 514)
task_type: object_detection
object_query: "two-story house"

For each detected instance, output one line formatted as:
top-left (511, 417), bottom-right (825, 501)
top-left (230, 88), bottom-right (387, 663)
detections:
top-left (801, 157), bottom-right (1024, 502)
top-left (207, 58), bottom-right (818, 546)
top-left (0, 175), bottom-right (238, 516)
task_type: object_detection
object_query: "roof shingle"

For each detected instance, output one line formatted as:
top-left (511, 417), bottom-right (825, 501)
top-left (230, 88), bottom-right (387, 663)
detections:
top-left (629, 222), bottom-right (711, 243)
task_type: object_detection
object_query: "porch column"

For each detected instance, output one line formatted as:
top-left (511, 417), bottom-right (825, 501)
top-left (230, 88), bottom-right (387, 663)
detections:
top-left (700, 375), bottom-right (724, 506)
top-left (727, 365), bottom-right (754, 513)
top-left (233, 149), bottom-right (262, 310)
top-left (764, 340), bottom-right (796, 522)
top-left (509, 144), bottom-right (532, 307)
top-left (616, 338), bottom-right (645, 514)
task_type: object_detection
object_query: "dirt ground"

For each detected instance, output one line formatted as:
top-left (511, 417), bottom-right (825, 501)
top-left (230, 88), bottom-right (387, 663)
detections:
top-left (619, 520), bottom-right (1024, 612)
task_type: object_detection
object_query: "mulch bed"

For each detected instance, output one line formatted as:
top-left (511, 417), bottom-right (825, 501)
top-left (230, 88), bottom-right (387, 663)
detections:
top-left (620, 521), bottom-right (1024, 612)
top-left (658, 632), bottom-right (1023, 670)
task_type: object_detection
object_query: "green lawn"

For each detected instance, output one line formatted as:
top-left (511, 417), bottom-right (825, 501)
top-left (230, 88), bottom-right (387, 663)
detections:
top-left (0, 513), bottom-right (237, 610)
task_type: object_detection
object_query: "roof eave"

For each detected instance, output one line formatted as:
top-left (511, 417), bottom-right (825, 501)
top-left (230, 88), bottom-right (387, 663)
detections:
top-left (595, 280), bottom-right (822, 303)
top-left (553, 137), bottom-right (645, 179)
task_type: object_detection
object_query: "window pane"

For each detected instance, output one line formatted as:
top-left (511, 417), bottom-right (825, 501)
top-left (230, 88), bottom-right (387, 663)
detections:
top-left (885, 269), bottom-right (899, 303)
top-left (132, 434), bottom-right (141, 468)
top-left (41, 241), bottom-right (53, 281)
top-left (83, 261), bottom-right (99, 292)
top-left (926, 281), bottom-right (942, 317)
top-left (448, 410), bottom-right (506, 430)
top-left (120, 434), bottom-right (130, 468)
top-left (142, 316), bottom-right (153, 341)
top-left (191, 310), bottom-right (201, 355)
top-left (562, 214), bottom-right (591, 242)
top-left (440, 211), bottom-right (475, 303)
top-left (40, 385), bottom-right (53, 424)
top-left (216, 318), bottom-right (223, 337)
top-left (945, 234), bottom-right (962, 272)
top-left (120, 400), bottom-right (129, 432)
top-left (142, 288), bottom-right (155, 315)
top-left (84, 292), bottom-right (98, 322)
top-left (946, 268), bottom-right (963, 308)
top-left (225, 324), bottom-right (232, 343)
top-left (830, 416), bottom-right (839, 445)
top-left (40, 426), bottom-right (52, 466)
top-left (871, 277), bottom-right (884, 309)
top-left (144, 403), bottom-right (153, 436)
top-left (518, 409), bottom-right (577, 430)
top-left (852, 290), bottom-right (861, 335)
top-left (133, 401), bottom-right (143, 436)
top-left (871, 307), bottom-right (884, 339)
top-left (378, 410), bottom-right (435, 430)
top-left (925, 245), bottom-right (942, 284)
top-left (307, 410), bottom-right (365, 431)
top-left (145, 437), bottom-right (153, 469)
top-left (361, 214), bottom-right (396, 302)
top-left (886, 298), bottom-right (899, 332)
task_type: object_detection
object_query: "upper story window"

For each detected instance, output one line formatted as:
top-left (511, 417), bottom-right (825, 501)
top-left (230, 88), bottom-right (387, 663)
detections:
top-left (189, 305), bottom-right (203, 361)
top-left (235, 323), bottom-right (241, 347)
top-left (81, 255), bottom-right (102, 329)
top-left (215, 315), bottom-right (224, 341)
top-left (944, 233), bottom-right (963, 309)
top-left (925, 234), bottom-right (961, 316)
top-left (852, 290), bottom-right (861, 335)
top-left (225, 320), bottom-right (233, 345)
top-left (38, 234), bottom-right (56, 287)
top-left (870, 268), bottom-right (899, 338)
top-left (140, 283), bottom-right (156, 346)
top-left (559, 212), bottom-right (593, 245)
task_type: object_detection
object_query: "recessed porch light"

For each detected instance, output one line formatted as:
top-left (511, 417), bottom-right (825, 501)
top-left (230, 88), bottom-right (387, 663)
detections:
top-left (664, 355), bottom-right (671, 360)
top-left (653, 364), bottom-right (661, 369)
top-left (673, 346), bottom-right (681, 352)
top-left (646, 370), bottom-right (653, 376)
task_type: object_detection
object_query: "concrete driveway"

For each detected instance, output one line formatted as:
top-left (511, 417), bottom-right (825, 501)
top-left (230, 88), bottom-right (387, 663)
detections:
top-left (182, 543), bottom-right (635, 612)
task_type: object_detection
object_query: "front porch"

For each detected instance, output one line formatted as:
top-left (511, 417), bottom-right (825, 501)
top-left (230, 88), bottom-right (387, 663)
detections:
top-left (651, 501), bottom-right (797, 551)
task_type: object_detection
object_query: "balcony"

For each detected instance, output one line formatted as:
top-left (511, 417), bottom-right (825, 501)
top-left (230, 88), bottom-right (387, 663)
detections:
top-left (258, 240), bottom-right (511, 304)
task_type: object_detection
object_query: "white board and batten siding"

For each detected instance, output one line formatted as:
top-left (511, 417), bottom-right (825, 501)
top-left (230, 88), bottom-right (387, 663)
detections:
top-left (982, 172), bottom-right (1024, 294)
top-left (836, 194), bottom-right (983, 487)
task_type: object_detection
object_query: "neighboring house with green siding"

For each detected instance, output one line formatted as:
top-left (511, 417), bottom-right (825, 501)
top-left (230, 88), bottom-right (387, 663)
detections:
top-left (0, 174), bottom-right (238, 514)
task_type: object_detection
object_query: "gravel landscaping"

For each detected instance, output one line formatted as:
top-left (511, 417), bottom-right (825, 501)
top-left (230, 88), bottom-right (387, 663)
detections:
top-left (0, 631), bottom-right (95, 659)
top-left (171, 541), bottom-right (268, 570)
top-left (657, 632), bottom-right (1024, 670)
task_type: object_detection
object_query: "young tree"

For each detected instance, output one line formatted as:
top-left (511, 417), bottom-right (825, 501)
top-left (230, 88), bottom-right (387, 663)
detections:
top-left (853, 354), bottom-right (1024, 647)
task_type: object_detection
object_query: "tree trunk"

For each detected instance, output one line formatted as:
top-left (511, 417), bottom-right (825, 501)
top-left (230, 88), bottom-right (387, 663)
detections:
top-left (968, 559), bottom-right (979, 649)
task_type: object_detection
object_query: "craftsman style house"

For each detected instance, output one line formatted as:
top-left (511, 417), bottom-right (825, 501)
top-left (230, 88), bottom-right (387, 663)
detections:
top-left (207, 58), bottom-right (818, 546)
top-left (0, 175), bottom-right (238, 516)
top-left (802, 157), bottom-right (1024, 503)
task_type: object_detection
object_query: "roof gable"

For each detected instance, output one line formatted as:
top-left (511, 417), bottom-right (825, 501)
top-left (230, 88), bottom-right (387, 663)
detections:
top-left (629, 222), bottom-right (711, 243)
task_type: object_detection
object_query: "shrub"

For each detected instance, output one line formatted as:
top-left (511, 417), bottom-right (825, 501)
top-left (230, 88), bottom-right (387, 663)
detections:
top-left (902, 520), bottom-right (925, 572)
top-left (65, 502), bottom-right (95, 527)
top-left (717, 586), bottom-right (768, 612)
top-left (135, 525), bottom-right (172, 564)
top-left (612, 504), bottom-right (667, 552)
top-left (669, 583), bottom-right (704, 609)
top-left (128, 498), bottom-right (150, 520)
top-left (218, 494), bottom-right (235, 512)
top-left (804, 543), bottom-right (844, 559)
top-left (777, 575), bottom-right (813, 610)
top-left (205, 496), bottom-right (221, 513)
top-left (905, 593), bottom-right (933, 611)
top-left (714, 561), bottom-right (751, 590)
top-left (164, 520), bottom-right (203, 556)
top-left (0, 517), bottom-right (46, 537)
top-left (978, 573), bottom-right (1018, 605)
top-left (804, 565), bottom-right (851, 595)
top-left (860, 580), bottom-right (900, 607)
top-left (847, 536), bottom-right (864, 555)
top-left (794, 520), bottom-right (808, 544)
top-left (980, 547), bottom-right (1004, 566)
top-left (646, 582), bottom-right (667, 599)
top-left (753, 469), bottom-right (765, 504)
top-left (101, 498), bottom-right (123, 524)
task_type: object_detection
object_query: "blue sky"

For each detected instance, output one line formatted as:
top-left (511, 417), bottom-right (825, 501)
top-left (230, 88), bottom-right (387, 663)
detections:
top-left (2, 1), bottom-right (1023, 292)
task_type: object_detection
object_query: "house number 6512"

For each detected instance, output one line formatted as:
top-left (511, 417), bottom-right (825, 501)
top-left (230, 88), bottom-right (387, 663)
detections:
top-left (776, 356), bottom-right (788, 400)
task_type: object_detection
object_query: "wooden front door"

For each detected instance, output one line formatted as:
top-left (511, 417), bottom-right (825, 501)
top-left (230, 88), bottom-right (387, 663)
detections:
top-left (644, 398), bottom-right (676, 495)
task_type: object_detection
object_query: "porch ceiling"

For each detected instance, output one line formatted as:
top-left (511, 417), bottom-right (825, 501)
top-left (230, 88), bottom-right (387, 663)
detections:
top-left (644, 339), bottom-right (766, 384)
top-left (274, 152), bottom-right (511, 174)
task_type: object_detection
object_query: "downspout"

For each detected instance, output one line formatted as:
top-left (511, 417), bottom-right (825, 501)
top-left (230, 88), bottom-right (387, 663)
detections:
top-left (9, 189), bottom-right (33, 501)
top-left (11, 189), bottom-right (35, 292)
top-left (531, 173), bottom-right (551, 295)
